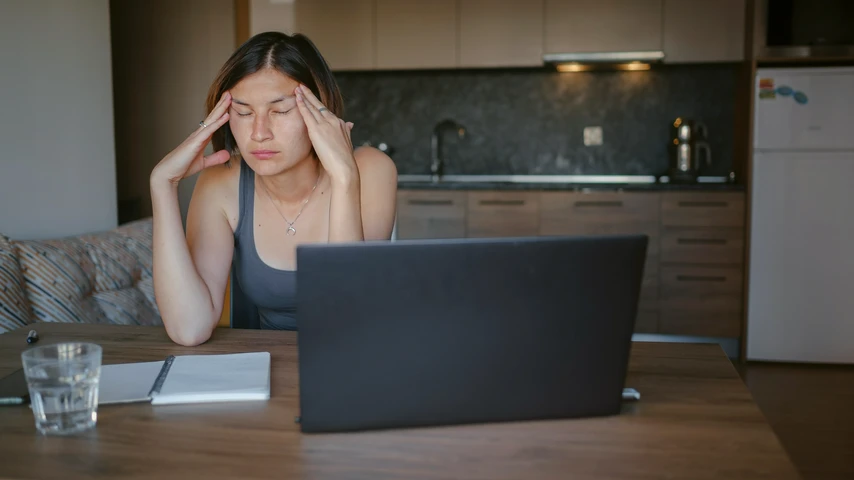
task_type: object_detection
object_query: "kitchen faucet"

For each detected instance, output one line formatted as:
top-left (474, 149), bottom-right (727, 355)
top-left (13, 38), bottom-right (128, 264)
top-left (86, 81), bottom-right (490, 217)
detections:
top-left (431, 119), bottom-right (467, 182)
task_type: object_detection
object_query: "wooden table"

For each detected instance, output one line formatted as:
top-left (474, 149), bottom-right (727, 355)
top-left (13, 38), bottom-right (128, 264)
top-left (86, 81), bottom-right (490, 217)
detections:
top-left (0, 324), bottom-right (800, 480)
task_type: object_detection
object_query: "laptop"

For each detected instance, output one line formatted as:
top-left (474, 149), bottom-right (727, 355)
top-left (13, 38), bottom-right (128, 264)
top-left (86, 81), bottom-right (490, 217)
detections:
top-left (295, 234), bottom-right (647, 433)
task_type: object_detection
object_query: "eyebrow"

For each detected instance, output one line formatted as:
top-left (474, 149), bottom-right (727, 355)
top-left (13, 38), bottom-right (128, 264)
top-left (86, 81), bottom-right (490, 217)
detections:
top-left (232, 95), bottom-right (294, 107)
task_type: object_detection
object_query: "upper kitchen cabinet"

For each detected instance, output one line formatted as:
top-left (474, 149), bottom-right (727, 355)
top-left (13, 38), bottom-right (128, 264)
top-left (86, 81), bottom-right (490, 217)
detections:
top-left (459, 0), bottom-right (544, 68)
top-left (544, 0), bottom-right (663, 55)
top-left (293, 0), bottom-right (375, 71)
top-left (662, 0), bottom-right (745, 63)
top-left (376, 0), bottom-right (458, 70)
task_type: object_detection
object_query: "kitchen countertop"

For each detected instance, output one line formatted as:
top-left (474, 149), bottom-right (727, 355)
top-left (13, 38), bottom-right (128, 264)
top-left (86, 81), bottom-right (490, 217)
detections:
top-left (397, 175), bottom-right (745, 192)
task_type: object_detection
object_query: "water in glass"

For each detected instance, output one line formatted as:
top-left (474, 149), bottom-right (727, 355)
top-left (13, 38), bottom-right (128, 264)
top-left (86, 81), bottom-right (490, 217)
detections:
top-left (21, 343), bottom-right (102, 435)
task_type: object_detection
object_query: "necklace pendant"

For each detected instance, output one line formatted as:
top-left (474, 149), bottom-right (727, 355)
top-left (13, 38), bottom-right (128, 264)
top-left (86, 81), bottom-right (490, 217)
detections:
top-left (286, 226), bottom-right (297, 236)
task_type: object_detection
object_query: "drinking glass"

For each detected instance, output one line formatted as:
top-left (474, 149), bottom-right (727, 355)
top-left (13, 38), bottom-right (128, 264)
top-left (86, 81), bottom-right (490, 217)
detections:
top-left (21, 342), bottom-right (102, 435)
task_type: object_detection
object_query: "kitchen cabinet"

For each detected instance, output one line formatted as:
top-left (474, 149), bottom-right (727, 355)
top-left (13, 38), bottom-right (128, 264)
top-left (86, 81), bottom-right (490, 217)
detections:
top-left (662, 0), bottom-right (745, 63)
top-left (540, 191), bottom-right (661, 333)
top-left (376, 0), bottom-right (458, 70)
top-left (396, 190), bottom-right (467, 239)
top-left (459, 0), bottom-right (544, 68)
top-left (467, 191), bottom-right (540, 238)
top-left (544, 0), bottom-right (663, 55)
top-left (661, 192), bottom-right (745, 228)
top-left (293, 0), bottom-right (375, 71)
top-left (659, 192), bottom-right (745, 337)
top-left (659, 265), bottom-right (744, 337)
top-left (397, 188), bottom-right (746, 338)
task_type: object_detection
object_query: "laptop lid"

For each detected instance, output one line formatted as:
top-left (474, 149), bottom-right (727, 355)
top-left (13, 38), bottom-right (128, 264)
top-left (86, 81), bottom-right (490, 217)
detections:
top-left (296, 234), bottom-right (647, 433)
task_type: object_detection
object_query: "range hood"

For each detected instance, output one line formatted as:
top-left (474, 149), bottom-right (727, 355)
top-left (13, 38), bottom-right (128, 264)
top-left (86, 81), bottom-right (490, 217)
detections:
top-left (543, 51), bottom-right (665, 63)
top-left (543, 51), bottom-right (664, 71)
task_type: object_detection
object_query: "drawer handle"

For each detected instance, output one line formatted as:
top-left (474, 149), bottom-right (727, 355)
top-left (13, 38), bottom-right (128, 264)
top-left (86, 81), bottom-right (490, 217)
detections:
top-left (574, 201), bottom-right (624, 208)
top-left (408, 199), bottom-right (454, 206)
top-left (479, 199), bottom-right (526, 206)
top-left (676, 275), bottom-right (727, 282)
top-left (677, 201), bottom-right (728, 208)
top-left (677, 238), bottom-right (727, 245)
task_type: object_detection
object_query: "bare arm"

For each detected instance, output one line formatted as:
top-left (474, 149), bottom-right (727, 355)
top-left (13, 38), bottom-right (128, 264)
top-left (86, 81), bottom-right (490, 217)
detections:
top-left (294, 86), bottom-right (398, 242)
top-left (151, 92), bottom-right (234, 346)
top-left (151, 169), bottom-right (234, 346)
top-left (327, 147), bottom-right (398, 242)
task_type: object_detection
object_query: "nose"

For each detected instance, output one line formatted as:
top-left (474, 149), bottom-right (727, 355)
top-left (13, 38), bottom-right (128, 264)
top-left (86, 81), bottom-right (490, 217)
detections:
top-left (250, 115), bottom-right (273, 143)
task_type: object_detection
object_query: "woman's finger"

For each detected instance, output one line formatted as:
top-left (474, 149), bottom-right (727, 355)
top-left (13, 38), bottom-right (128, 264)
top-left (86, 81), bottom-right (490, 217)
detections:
top-left (296, 89), bottom-right (321, 124)
top-left (298, 85), bottom-right (335, 120)
top-left (196, 92), bottom-right (232, 134)
top-left (339, 119), bottom-right (353, 151)
top-left (185, 149), bottom-right (231, 178)
top-left (203, 149), bottom-right (232, 169)
top-left (191, 111), bottom-right (229, 150)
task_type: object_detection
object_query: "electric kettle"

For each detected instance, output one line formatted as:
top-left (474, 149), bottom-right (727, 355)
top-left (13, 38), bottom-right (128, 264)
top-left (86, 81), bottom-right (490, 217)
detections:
top-left (668, 117), bottom-right (712, 183)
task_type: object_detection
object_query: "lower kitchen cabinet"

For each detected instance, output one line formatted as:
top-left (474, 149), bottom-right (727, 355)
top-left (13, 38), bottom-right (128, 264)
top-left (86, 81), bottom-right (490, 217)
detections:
top-left (396, 188), bottom-right (746, 338)
top-left (467, 191), bottom-right (540, 238)
top-left (395, 190), bottom-right (467, 239)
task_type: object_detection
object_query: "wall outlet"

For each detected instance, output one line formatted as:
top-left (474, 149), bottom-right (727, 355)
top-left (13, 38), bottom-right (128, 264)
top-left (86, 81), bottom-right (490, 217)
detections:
top-left (583, 126), bottom-right (603, 146)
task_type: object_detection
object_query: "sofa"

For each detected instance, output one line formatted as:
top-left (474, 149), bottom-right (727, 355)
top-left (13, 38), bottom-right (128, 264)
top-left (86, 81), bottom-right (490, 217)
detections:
top-left (0, 218), bottom-right (162, 333)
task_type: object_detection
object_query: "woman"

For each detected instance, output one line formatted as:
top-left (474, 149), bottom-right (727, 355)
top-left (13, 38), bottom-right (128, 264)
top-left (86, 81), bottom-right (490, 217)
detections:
top-left (150, 32), bottom-right (398, 346)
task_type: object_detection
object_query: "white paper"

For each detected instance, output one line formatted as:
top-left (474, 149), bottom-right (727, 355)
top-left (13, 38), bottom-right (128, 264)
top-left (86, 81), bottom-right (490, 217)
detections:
top-left (151, 352), bottom-right (271, 405)
top-left (98, 360), bottom-right (164, 405)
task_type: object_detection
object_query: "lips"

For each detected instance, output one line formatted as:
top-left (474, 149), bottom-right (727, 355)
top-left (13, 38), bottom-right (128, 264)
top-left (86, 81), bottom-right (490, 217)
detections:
top-left (250, 150), bottom-right (279, 160)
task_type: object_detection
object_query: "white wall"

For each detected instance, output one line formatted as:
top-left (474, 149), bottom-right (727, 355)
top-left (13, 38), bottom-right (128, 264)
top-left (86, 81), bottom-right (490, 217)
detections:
top-left (0, 0), bottom-right (117, 240)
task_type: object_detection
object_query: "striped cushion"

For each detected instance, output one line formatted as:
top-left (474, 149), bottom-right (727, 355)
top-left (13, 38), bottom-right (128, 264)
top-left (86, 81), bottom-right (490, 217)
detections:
top-left (0, 234), bottom-right (30, 332)
top-left (93, 288), bottom-right (160, 326)
top-left (16, 238), bottom-right (108, 325)
top-left (115, 218), bottom-right (153, 279)
top-left (83, 227), bottom-right (160, 325)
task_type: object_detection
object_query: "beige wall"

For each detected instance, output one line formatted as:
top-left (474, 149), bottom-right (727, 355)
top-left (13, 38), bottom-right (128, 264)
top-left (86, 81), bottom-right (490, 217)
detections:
top-left (250, 0), bottom-right (296, 35)
top-left (0, 0), bottom-right (117, 240)
top-left (111, 0), bottom-right (236, 225)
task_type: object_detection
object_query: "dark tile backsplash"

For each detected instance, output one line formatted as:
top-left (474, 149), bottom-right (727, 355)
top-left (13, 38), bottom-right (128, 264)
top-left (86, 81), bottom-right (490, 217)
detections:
top-left (334, 64), bottom-right (738, 176)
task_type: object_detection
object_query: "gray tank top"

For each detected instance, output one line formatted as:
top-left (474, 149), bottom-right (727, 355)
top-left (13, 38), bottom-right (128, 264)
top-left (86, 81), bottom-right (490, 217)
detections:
top-left (232, 160), bottom-right (298, 330)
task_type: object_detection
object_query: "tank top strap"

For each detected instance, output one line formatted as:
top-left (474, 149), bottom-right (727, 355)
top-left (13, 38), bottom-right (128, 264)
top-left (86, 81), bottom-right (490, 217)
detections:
top-left (234, 159), bottom-right (255, 240)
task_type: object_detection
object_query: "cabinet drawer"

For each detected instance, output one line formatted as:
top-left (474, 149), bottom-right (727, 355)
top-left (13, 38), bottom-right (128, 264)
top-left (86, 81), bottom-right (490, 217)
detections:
top-left (659, 310), bottom-right (741, 337)
top-left (540, 192), bottom-right (660, 255)
top-left (659, 265), bottom-right (743, 337)
top-left (396, 190), bottom-right (467, 239)
top-left (634, 310), bottom-right (658, 334)
top-left (467, 191), bottom-right (539, 237)
top-left (661, 227), bottom-right (744, 264)
top-left (661, 265), bottom-right (743, 294)
top-left (661, 192), bottom-right (744, 227)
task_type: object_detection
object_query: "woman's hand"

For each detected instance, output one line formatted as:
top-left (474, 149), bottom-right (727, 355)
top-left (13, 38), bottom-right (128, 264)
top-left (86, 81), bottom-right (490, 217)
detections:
top-left (151, 92), bottom-right (233, 187)
top-left (294, 85), bottom-right (357, 184)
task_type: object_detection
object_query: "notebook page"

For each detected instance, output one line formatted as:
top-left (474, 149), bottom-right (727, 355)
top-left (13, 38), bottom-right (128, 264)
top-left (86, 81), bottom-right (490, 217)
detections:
top-left (99, 360), bottom-right (165, 405)
top-left (151, 352), bottom-right (270, 405)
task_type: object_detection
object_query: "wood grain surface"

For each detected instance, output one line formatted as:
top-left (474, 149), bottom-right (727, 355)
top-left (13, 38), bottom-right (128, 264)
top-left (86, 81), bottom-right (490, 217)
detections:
top-left (0, 324), bottom-right (799, 480)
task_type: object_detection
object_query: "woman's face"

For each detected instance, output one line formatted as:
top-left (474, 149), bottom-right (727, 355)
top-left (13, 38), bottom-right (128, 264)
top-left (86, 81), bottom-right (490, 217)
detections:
top-left (227, 68), bottom-right (313, 176)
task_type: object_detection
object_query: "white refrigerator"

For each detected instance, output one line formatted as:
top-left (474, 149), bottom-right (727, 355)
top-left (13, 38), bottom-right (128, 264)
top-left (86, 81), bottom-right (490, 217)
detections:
top-left (747, 67), bottom-right (854, 363)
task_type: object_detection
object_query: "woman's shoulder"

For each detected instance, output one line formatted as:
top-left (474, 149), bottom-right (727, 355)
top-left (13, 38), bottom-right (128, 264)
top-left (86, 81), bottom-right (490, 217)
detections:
top-left (354, 146), bottom-right (397, 182)
top-left (195, 157), bottom-right (241, 196)
top-left (191, 157), bottom-right (242, 228)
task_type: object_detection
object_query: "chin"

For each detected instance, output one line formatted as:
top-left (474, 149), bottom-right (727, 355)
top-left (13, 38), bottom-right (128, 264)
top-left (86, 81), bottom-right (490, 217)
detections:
top-left (243, 157), bottom-right (287, 176)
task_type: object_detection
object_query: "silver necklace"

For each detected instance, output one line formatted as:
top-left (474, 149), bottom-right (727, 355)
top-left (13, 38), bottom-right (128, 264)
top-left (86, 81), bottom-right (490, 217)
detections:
top-left (260, 171), bottom-right (320, 236)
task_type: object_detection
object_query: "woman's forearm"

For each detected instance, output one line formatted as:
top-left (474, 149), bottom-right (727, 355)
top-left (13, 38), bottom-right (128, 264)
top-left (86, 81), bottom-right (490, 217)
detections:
top-left (150, 181), bottom-right (219, 345)
top-left (327, 173), bottom-right (364, 243)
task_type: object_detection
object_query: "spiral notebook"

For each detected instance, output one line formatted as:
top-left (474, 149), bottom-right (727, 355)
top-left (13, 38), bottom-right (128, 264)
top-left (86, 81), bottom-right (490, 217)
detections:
top-left (98, 352), bottom-right (271, 405)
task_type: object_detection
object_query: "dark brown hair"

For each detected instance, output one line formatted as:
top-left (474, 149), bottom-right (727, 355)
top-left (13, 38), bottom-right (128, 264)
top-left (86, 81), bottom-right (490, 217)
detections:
top-left (205, 31), bottom-right (344, 156)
